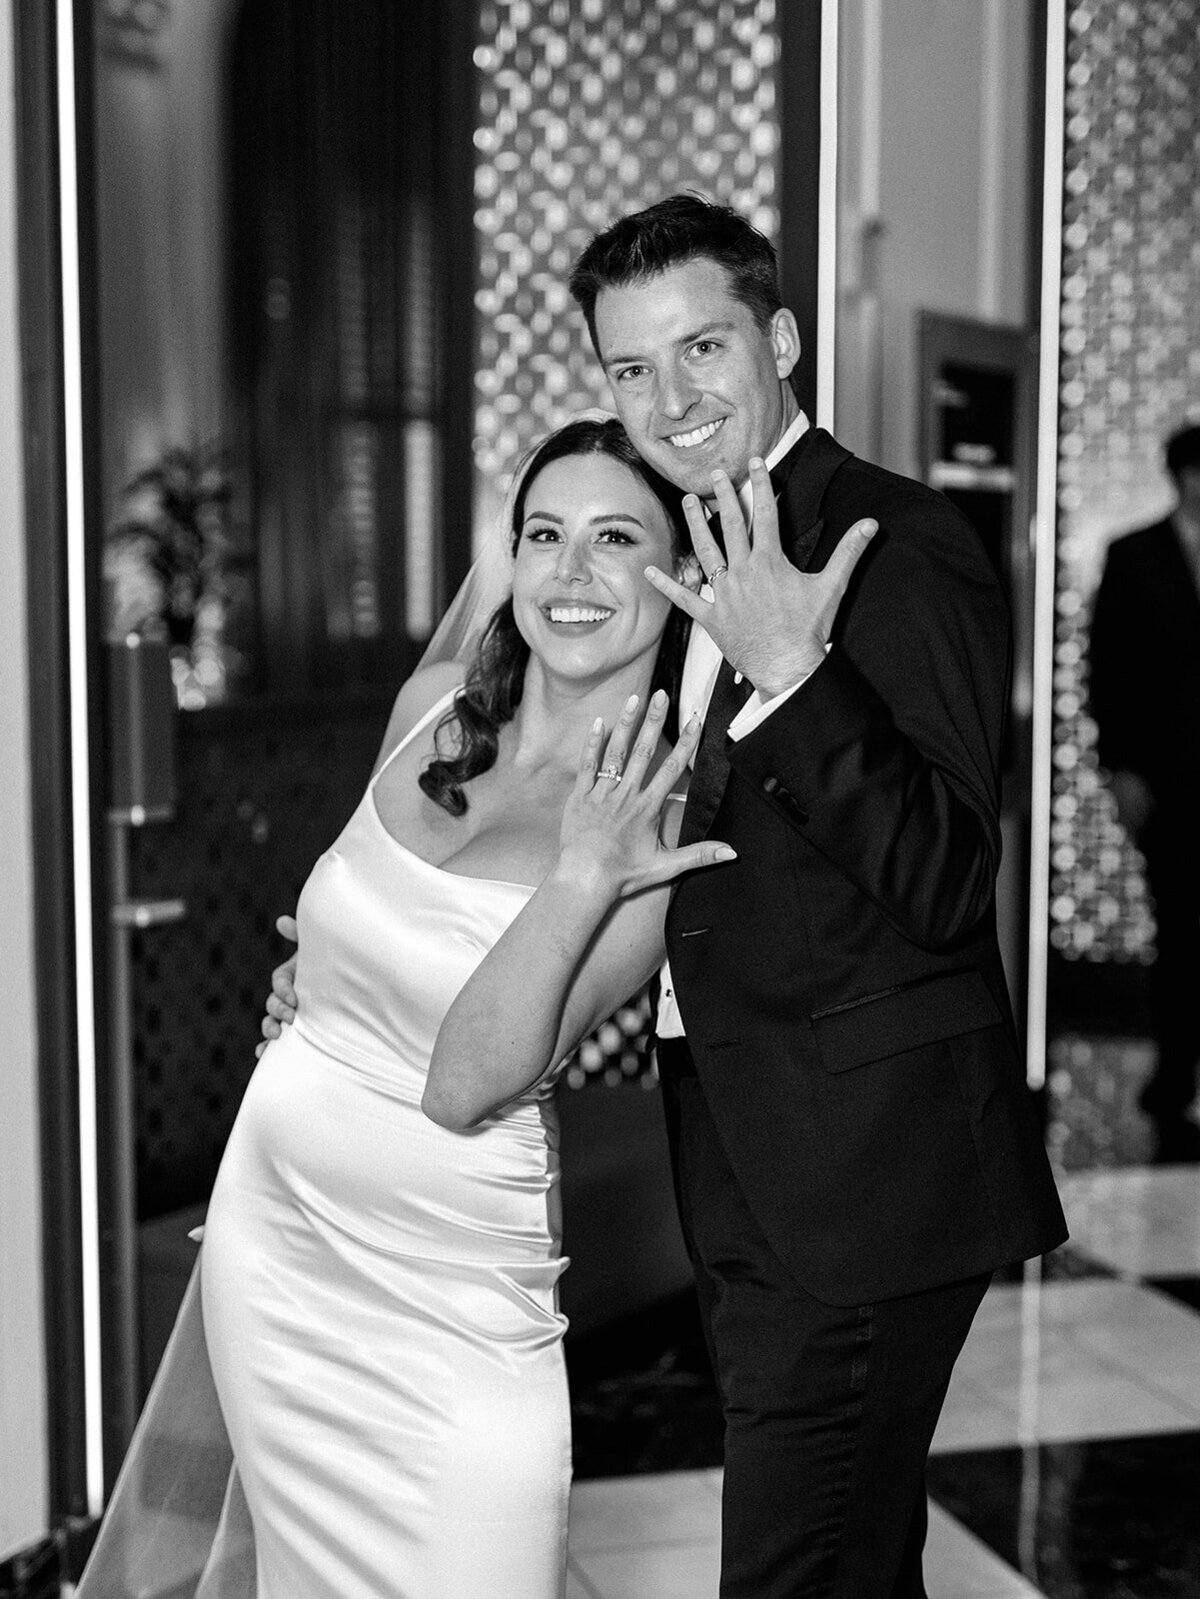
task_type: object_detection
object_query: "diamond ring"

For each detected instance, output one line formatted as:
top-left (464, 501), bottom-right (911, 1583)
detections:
top-left (596, 765), bottom-right (623, 783)
top-left (708, 564), bottom-right (729, 583)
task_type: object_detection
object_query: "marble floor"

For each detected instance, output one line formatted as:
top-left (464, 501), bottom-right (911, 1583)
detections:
top-left (564, 1162), bottom-right (1200, 1598)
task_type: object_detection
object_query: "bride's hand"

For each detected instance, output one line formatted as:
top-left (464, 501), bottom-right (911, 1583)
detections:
top-left (557, 690), bottom-right (736, 899)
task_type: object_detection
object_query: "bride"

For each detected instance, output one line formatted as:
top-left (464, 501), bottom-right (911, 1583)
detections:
top-left (78, 415), bottom-right (731, 1599)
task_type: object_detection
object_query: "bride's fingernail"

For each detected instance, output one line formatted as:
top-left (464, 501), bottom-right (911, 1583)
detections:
top-left (714, 846), bottom-right (738, 861)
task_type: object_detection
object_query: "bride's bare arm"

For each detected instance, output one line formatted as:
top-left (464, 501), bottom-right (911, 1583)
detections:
top-left (422, 693), bottom-right (735, 1129)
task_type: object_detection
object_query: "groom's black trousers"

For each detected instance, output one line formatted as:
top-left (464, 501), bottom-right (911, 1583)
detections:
top-left (659, 1040), bottom-right (990, 1599)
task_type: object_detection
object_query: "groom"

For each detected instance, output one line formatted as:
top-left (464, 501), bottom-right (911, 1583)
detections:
top-left (567, 196), bottom-right (1066, 1597)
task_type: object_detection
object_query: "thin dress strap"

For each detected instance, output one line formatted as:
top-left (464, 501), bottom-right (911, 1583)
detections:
top-left (371, 687), bottom-right (462, 788)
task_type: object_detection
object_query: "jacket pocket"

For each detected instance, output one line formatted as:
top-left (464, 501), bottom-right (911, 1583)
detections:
top-left (811, 968), bottom-right (1002, 1074)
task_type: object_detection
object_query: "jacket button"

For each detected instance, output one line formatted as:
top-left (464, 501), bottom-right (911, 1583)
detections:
top-left (763, 774), bottom-right (809, 825)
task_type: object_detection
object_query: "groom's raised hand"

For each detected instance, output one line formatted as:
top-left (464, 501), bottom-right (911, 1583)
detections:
top-left (644, 457), bottom-right (877, 699)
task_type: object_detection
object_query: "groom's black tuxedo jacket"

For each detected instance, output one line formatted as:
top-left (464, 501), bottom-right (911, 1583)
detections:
top-left (665, 427), bottom-right (1067, 1307)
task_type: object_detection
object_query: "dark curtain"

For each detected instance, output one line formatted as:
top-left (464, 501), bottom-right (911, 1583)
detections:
top-left (231, 0), bottom-right (476, 696)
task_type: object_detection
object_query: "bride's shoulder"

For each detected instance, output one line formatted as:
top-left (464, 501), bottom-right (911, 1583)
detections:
top-left (371, 663), bottom-right (464, 776)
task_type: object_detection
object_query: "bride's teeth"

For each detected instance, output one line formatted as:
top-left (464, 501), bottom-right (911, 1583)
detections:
top-left (548, 606), bottom-right (612, 623)
top-left (668, 419), bottom-right (723, 449)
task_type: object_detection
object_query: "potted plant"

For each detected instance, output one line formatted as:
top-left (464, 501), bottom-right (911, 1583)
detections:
top-left (105, 444), bottom-right (254, 707)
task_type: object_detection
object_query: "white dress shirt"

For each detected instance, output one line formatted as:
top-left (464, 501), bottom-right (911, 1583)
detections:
top-left (657, 408), bottom-right (817, 1039)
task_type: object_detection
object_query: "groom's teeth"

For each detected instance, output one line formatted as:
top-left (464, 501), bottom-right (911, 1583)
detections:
top-left (548, 606), bottom-right (613, 623)
top-left (667, 419), bottom-right (724, 449)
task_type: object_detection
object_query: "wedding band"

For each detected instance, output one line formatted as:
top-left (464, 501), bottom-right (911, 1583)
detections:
top-left (596, 765), bottom-right (623, 783)
top-left (708, 564), bottom-right (729, 583)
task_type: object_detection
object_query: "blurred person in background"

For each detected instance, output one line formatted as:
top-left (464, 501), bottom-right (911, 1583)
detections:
top-left (1090, 421), bottom-right (1200, 1160)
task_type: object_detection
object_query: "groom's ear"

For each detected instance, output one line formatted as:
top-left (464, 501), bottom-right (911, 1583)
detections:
top-left (676, 552), bottom-right (703, 593)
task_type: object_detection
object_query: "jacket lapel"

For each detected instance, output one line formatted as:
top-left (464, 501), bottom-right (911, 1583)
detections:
top-left (678, 660), bottom-right (753, 845)
top-left (772, 426), bottom-right (853, 570)
top-left (678, 428), bottom-right (854, 844)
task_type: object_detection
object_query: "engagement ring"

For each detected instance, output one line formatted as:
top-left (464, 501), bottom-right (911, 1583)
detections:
top-left (596, 766), bottom-right (623, 783)
top-left (707, 564), bottom-right (729, 583)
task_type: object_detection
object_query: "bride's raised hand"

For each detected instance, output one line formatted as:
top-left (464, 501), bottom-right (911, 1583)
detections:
top-left (558, 689), bottom-right (736, 899)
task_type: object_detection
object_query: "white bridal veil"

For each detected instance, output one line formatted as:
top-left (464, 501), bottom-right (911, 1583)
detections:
top-left (74, 1238), bottom-right (253, 1599)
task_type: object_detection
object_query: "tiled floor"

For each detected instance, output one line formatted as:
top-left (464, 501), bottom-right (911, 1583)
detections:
top-left (95, 1040), bottom-right (1200, 1597)
top-left (566, 1163), bottom-right (1200, 1598)
top-left (566, 1478), bottom-right (1051, 1599)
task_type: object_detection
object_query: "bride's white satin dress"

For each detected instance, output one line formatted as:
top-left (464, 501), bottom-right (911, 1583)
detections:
top-left (201, 692), bottom-right (571, 1597)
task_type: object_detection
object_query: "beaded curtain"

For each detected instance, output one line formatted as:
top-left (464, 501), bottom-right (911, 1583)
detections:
top-left (472, 0), bottom-right (780, 543)
top-left (1051, 0), bottom-right (1200, 966)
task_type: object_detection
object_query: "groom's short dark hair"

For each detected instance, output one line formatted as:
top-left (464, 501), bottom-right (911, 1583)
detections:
top-left (568, 193), bottom-right (784, 352)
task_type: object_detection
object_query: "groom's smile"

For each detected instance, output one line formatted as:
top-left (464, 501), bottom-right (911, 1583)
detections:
top-left (666, 417), bottom-right (726, 451)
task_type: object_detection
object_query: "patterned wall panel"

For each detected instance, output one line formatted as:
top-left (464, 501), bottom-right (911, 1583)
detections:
top-left (1051, 0), bottom-right (1200, 964)
top-left (472, 0), bottom-right (780, 540)
top-left (129, 699), bottom-right (390, 1215)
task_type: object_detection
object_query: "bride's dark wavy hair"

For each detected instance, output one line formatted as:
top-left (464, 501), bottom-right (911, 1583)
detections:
top-left (419, 417), bottom-right (692, 816)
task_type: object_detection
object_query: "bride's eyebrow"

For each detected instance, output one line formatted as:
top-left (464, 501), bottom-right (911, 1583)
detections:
top-left (522, 511), bottom-right (648, 529)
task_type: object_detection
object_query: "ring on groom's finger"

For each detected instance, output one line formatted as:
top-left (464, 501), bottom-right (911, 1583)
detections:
top-left (707, 564), bottom-right (729, 583)
top-left (596, 765), bottom-right (623, 783)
